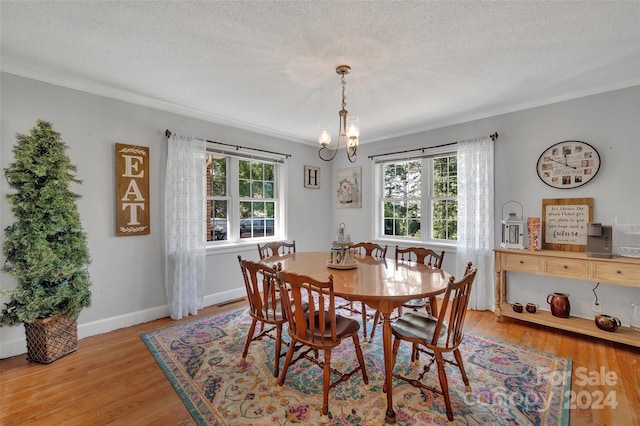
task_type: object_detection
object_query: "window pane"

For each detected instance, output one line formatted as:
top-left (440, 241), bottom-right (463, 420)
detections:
top-left (264, 163), bottom-right (274, 181)
top-left (251, 162), bottom-right (264, 180)
top-left (264, 181), bottom-right (274, 198)
top-left (207, 156), bottom-right (226, 197)
top-left (239, 201), bottom-right (273, 239)
top-left (239, 160), bottom-right (251, 179)
top-left (207, 200), bottom-right (228, 241)
top-left (251, 182), bottom-right (264, 198)
top-left (408, 219), bottom-right (421, 237)
top-left (240, 201), bottom-right (251, 219)
top-left (239, 180), bottom-right (250, 197)
top-left (383, 161), bottom-right (421, 198)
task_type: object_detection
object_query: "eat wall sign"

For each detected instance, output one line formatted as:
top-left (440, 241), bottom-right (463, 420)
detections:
top-left (115, 143), bottom-right (150, 236)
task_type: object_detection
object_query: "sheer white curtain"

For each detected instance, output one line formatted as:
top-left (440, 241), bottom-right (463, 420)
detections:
top-left (165, 134), bottom-right (206, 320)
top-left (456, 136), bottom-right (495, 310)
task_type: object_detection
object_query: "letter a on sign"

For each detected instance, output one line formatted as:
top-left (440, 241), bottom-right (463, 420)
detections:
top-left (115, 143), bottom-right (150, 236)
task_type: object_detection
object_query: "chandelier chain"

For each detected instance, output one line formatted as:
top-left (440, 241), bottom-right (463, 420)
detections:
top-left (340, 73), bottom-right (347, 111)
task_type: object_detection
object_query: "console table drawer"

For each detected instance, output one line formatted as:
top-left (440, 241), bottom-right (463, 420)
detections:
top-left (504, 254), bottom-right (543, 273)
top-left (593, 263), bottom-right (640, 286)
top-left (545, 258), bottom-right (589, 280)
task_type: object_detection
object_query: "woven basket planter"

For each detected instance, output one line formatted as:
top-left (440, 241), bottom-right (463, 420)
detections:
top-left (24, 315), bottom-right (78, 364)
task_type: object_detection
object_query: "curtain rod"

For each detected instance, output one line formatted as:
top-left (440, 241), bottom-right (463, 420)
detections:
top-left (165, 129), bottom-right (291, 159)
top-left (367, 132), bottom-right (498, 160)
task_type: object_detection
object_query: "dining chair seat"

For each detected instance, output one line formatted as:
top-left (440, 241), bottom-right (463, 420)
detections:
top-left (307, 312), bottom-right (361, 340)
top-left (390, 311), bottom-right (448, 345)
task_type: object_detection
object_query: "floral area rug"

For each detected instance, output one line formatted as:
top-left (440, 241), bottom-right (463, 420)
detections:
top-left (141, 306), bottom-right (571, 425)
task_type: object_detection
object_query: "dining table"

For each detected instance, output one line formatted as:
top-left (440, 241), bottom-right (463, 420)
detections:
top-left (261, 251), bottom-right (452, 424)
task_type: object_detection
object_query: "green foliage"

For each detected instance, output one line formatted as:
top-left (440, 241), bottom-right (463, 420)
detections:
top-left (1, 120), bottom-right (91, 326)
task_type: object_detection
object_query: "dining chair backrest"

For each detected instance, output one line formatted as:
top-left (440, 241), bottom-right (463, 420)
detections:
top-left (238, 256), bottom-right (281, 322)
top-left (395, 246), bottom-right (445, 269)
top-left (276, 267), bottom-right (339, 347)
top-left (257, 240), bottom-right (296, 259)
top-left (350, 242), bottom-right (387, 259)
top-left (430, 266), bottom-right (477, 350)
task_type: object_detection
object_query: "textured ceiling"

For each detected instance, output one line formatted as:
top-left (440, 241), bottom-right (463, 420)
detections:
top-left (1, 1), bottom-right (639, 145)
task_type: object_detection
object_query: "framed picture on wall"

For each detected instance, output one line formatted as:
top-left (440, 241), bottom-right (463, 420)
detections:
top-left (336, 167), bottom-right (362, 208)
top-left (304, 165), bottom-right (320, 189)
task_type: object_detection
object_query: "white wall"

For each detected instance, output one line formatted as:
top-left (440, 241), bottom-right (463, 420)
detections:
top-left (339, 85), bottom-right (640, 325)
top-left (2, 72), bottom-right (639, 358)
top-left (0, 73), bottom-right (333, 358)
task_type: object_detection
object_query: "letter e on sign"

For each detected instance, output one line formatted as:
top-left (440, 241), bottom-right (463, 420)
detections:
top-left (115, 143), bottom-right (150, 236)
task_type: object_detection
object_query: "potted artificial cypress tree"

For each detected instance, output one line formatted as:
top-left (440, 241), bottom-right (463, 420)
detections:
top-left (0, 120), bottom-right (91, 363)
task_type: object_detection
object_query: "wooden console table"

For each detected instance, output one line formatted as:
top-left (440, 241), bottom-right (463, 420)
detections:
top-left (494, 248), bottom-right (640, 347)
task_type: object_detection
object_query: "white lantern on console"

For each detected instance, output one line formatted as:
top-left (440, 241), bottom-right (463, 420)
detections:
top-left (501, 201), bottom-right (524, 249)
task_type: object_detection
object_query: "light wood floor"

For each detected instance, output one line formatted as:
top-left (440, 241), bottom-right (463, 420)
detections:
top-left (1, 301), bottom-right (638, 425)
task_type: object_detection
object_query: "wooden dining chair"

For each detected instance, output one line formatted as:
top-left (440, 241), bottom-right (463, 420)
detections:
top-left (397, 246), bottom-right (446, 315)
top-left (275, 266), bottom-right (369, 423)
top-left (335, 242), bottom-right (388, 340)
top-left (390, 263), bottom-right (477, 424)
top-left (368, 246), bottom-right (446, 342)
top-left (237, 256), bottom-right (288, 380)
top-left (257, 240), bottom-right (296, 259)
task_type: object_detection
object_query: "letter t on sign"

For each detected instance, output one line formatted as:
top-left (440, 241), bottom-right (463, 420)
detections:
top-left (304, 165), bottom-right (320, 189)
top-left (115, 143), bottom-right (150, 236)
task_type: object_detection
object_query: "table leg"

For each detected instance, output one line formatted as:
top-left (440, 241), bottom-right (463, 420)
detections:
top-left (382, 311), bottom-right (396, 424)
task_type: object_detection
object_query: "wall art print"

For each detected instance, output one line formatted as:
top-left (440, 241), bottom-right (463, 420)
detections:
top-left (336, 166), bottom-right (361, 208)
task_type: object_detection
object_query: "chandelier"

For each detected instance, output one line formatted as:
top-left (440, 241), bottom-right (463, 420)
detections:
top-left (318, 65), bottom-right (359, 163)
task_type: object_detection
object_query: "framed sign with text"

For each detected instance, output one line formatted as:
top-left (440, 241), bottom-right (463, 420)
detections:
top-left (115, 143), bottom-right (150, 236)
top-left (542, 197), bottom-right (593, 252)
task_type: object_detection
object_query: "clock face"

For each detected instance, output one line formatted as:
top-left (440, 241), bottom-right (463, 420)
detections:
top-left (536, 141), bottom-right (600, 189)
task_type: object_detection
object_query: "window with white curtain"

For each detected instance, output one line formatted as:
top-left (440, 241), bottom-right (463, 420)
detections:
top-left (206, 147), bottom-right (282, 244)
top-left (375, 148), bottom-right (458, 243)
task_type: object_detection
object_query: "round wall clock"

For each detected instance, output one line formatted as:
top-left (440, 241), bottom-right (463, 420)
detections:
top-left (536, 140), bottom-right (600, 189)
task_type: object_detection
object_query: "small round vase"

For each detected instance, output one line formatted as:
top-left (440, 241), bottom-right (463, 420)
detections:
top-left (547, 293), bottom-right (570, 318)
top-left (595, 314), bottom-right (621, 332)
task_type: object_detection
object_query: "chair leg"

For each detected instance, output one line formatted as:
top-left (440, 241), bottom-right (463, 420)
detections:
top-left (352, 334), bottom-right (369, 387)
top-left (387, 336), bottom-right (402, 394)
top-left (272, 324), bottom-right (282, 381)
top-left (435, 353), bottom-right (454, 422)
top-left (321, 349), bottom-right (332, 423)
top-left (453, 348), bottom-right (472, 392)
top-left (241, 318), bottom-right (258, 361)
top-left (361, 303), bottom-right (368, 339)
top-left (278, 340), bottom-right (297, 387)
top-left (427, 296), bottom-right (437, 316)
top-left (369, 310), bottom-right (381, 342)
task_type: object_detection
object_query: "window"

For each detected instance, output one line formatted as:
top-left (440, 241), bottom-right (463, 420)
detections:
top-left (377, 152), bottom-right (457, 242)
top-left (206, 150), bottom-right (281, 243)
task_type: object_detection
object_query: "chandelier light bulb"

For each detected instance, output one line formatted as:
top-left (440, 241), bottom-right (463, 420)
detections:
top-left (318, 127), bottom-right (331, 147)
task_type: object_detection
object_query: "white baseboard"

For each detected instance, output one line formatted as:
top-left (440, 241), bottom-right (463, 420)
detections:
top-left (0, 287), bottom-right (246, 359)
